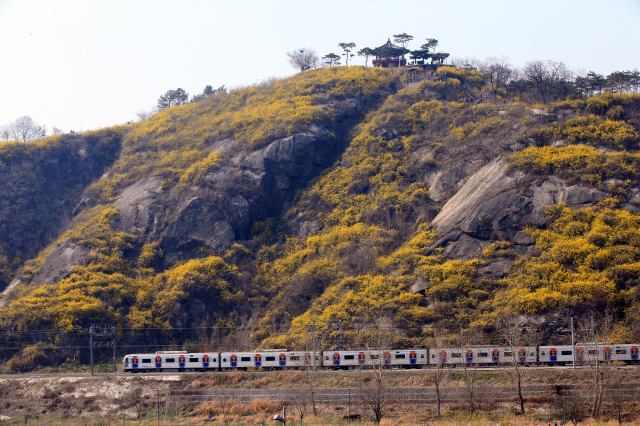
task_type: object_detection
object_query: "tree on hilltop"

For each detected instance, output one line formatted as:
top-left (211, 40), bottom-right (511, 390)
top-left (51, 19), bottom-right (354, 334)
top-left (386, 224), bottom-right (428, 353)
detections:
top-left (338, 42), bottom-right (356, 67)
top-left (0, 116), bottom-right (47, 142)
top-left (322, 53), bottom-right (341, 67)
top-left (393, 33), bottom-right (413, 67)
top-left (191, 85), bottom-right (227, 102)
top-left (157, 88), bottom-right (189, 109)
top-left (287, 48), bottom-right (319, 72)
top-left (358, 47), bottom-right (376, 68)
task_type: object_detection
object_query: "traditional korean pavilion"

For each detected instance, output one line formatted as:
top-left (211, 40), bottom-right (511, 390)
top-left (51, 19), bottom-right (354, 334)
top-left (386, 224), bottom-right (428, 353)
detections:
top-left (372, 39), bottom-right (407, 68)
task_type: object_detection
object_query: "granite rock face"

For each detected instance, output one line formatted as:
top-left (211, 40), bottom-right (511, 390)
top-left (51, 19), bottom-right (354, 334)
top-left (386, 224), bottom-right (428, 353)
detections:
top-left (430, 156), bottom-right (611, 261)
top-left (31, 239), bottom-right (93, 285)
top-left (32, 126), bottom-right (346, 282)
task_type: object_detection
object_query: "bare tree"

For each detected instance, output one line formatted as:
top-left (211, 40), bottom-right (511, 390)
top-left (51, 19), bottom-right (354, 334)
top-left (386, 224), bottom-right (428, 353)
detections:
top-left (136, 107), bottom-right (159, 122)
top-left (359, 319), bottom-right (393, 424)
top-left (522, 60), bottom-right (573, 103)
top-left (485, 57), bottom-right (514, 102)
top-left (427, 354), bottom-right (446, 416)
top-left (286, 47), bottom-right (319, 72)
top-left (496, 310), bottom-right (529, 415)
top-left (586, 312), bottom-right (615, 419)
top-left (1, 116), bottom-right (47, 142)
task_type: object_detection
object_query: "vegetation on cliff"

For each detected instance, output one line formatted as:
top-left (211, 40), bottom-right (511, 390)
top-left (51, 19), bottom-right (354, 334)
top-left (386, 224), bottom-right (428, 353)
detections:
top-left (2, 64), bottom-right (640, 368)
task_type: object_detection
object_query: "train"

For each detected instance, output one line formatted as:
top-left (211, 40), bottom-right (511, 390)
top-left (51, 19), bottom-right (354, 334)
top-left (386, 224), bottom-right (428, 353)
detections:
top-left (123, 343), bottom-right (639, 372)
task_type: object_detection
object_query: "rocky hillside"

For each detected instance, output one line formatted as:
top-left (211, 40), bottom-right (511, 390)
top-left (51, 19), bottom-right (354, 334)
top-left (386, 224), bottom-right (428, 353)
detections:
top-left (2, 66), bottom-right (640, 368)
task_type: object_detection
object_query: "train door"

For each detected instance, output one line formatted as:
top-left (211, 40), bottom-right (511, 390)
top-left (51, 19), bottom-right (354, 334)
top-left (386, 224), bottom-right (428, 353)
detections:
top-left (333, 352), bottom-right (340, 366)
top-left (179, 354), bottom-right (185, 368)
top-left (358, 352), bottom-right (365, 365)
top-left (605, 346), bottom-right (611, 361)
top-left (155, 355), bottom-right (162, 369)
top-left (231, 354), bottom-right (237, 367)
top-left (255, 353), bottom-right (262, 367)
top-left (576, 347), bottom-right (584, 362)
top-left (518, 348), bottom-right (526, 363)
top-left (384, 351), bottom-right (391, 365)
top-left (280, 353), bottom-right (286, 367)
top-left (133, 356), bottom-right (138, 369)
top-left (410, 351), bottom-right (416, 365)
top-left (304, 353), bottom-right (311, 365)
top-left (440, 350), bottom-right (447, 364)
top-left (632, 346), bottom-right (638, 361)
top-left (549, 348), bottom-right (557, 362)
top-left (466, 349), bottom-right (473, 364)
top-left (203, 354), bottom-right (209, 368)
top-left (492, 349), bottom-right (499, 363)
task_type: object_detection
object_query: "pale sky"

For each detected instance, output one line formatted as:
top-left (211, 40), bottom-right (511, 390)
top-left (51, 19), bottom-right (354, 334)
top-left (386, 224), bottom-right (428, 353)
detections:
top-left (1, 0), bottom-right (639, 133)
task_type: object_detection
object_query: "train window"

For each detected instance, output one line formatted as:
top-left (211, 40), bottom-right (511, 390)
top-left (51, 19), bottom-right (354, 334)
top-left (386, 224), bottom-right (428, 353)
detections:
top-left (370, 354), bottom-right (379, 360)
top-left (541, 352), bottom-right (546, 356)
top-left (450, 353), bottom-right (461, 358)
top-left (142, 358), bottom-right (152, 363)
top-left (344, 355), bottom-right (355, 360)
top-left (212, 358), bottom-right (217, 362)
top-left (265, 356), bottom-right (276, 361)
top-left (478, 352), bottom-right (488, 357)
top-left (240, 357), bottom-right (251, 362)
top-left (420, 354), bottom-right (425, 358)
top-left (290, 355), bottom-right (300, 361)
top-left (530, 353), bottom-right (535, 357)
top-left (588, 350), bottom-right (596, 355)
top-left (189, 358), bottom-right (198, 362)
top-left (615, 349), bottom-right (626, 354)
top-left (396, 354), bottom-right (406, 359)
top-left (561, 351), bottom-right (572, 356)
top-left (325, 356), bottom-right (329, 361)
top-left (223, 358), bottom-right (227, 362)
top-left (504, 351), bottom-right (512, 357)
top-left (124, 358), bottom-right (129, 366)
top-left (165, 358), bottom-right (175, 363)
top-left (431, 354), bottom-right (436, 358)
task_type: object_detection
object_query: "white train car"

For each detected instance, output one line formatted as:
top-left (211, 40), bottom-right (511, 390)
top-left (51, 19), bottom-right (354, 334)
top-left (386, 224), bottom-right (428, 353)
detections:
top-left (429, 348), bottom-right (465, 366)
top-left (282, 351), bottom-right (321, 369)
top-left (610, 344), bottom-right (639, 363)
top-left (430, 347), bottom-right (537, 367)
top-left (539, 345), bottom-right (575, 365)
top-left (323, 349), bottom-right (427, 369)
top-left (389, 349), bottom-right (428, 367)
top-left (123, 351), bottom-right (219, 372)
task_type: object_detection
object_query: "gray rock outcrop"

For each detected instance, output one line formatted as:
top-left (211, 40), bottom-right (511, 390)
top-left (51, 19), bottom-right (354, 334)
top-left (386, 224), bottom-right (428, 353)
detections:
top-left (430, 156), bottom-right (610, 259)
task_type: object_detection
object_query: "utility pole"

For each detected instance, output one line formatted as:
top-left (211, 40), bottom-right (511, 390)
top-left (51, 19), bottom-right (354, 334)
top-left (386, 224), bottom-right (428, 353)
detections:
top-left (312, 319), bottom-right (316, 372)
top-left (112, 325), bottom-right (116, 373)
top-left (89, 325), bottom-right (94, 376)
top-left (571, 317), bottom-right (575, 370)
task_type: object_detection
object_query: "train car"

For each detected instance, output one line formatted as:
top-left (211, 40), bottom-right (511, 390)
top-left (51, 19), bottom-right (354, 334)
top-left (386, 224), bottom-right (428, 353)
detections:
top-left (123, 351), bottom-right (219, 372)
top-left (220, 352), bottom-right (259, 370)
top-left (389, 349), bottom-right (428, 367)
top-left (610, 344), bottom-right (639, 363)
top-left (322, 349), bottom-right (427, 369)
top-left (539, 345), bottom-right (575, 365)
top-left (283, 351), bottom-right (321, 369)
top-left (429, 348), bottom-right (465, 366)
top-left (430, 347), bottom-right (537, 367)
top-left (248, 350), bottom-right (322, 370)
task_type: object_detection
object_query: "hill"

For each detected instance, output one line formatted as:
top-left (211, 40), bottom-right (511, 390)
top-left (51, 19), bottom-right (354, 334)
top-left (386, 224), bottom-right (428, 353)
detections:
top-left (1, 65), bottom-right (640, 368)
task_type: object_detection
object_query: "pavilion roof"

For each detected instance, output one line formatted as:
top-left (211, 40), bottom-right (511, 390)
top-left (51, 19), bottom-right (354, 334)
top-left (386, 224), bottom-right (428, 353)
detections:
top-left (373, 38), bottom-right (406, 57)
